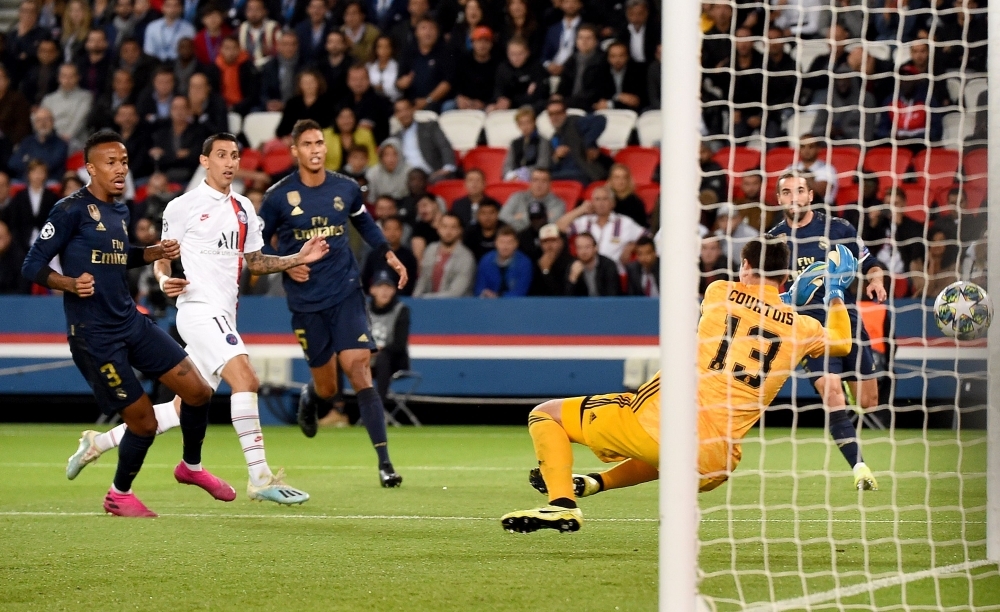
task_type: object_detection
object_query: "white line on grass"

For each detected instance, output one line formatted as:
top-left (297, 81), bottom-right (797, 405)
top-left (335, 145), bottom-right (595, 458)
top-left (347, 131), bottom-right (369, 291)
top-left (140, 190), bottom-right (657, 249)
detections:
top-left (741, 559), bottom-right (999, 612)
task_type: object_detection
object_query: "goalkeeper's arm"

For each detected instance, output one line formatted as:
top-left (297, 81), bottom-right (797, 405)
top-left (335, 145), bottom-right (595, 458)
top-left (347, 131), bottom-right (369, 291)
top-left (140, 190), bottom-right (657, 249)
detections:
top-left (824, 298), bottom-right (852, 358)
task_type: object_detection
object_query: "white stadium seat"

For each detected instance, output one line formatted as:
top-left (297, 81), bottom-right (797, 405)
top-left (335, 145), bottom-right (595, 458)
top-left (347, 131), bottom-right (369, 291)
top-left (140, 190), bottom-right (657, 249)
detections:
top-left (437, 110), bottom-right (486, 153)
top-left (227, 112), bottom-right (243, 136)
top-left (483, 109), bottom-right (521, 147)
top-left (594, 109), bottom-right (637, 152)
top-left (242, 111), bottom-right (282, 149)
top-left (964, 78), bottom-right (988, 110)
top-left (636, 110), bottom-right (662, 147)
top-left (796, 39), bottom-right (829, 73)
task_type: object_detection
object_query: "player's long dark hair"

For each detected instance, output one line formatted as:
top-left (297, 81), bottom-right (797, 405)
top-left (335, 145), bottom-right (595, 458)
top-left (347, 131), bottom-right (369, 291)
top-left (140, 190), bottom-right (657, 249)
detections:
top-left (741, 235), bottom-right (790, 280)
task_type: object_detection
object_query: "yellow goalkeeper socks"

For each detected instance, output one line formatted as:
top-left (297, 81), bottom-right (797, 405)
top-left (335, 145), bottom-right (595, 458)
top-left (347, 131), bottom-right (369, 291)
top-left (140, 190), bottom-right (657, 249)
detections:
top-left (527, 411), bottom-right (576, 504)
top-left (599, 459), bottom-right (660, 491)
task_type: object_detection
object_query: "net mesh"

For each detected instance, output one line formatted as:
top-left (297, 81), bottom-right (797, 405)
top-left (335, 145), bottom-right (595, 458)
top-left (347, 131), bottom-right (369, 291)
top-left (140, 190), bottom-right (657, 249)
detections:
top-left (696, 1), bottom-right (996, 609)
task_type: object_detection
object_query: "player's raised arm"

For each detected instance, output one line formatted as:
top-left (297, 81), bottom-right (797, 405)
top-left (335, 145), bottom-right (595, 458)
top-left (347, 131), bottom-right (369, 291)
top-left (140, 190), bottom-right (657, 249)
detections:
top-left (243, 236), bottom-right (330, 274)
top-left (819, 245), bottom-right (857, 357)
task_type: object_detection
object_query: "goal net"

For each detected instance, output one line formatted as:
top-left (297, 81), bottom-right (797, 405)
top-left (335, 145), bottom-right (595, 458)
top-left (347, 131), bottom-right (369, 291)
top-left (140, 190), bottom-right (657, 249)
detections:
top-left (686, 1), bottom-right (999, 609)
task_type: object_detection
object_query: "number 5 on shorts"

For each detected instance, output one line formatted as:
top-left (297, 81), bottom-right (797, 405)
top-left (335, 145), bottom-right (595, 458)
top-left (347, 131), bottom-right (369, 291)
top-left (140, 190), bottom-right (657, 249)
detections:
top-left (100, 363), bottom-right (122, 387)
top-left (294, 329), bottom-right (308, 351)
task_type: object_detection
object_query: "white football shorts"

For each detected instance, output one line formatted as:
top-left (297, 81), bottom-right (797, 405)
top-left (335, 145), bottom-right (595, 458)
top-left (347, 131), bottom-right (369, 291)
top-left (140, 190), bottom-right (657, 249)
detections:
top-left (175, 304), bottom-right (248, 391)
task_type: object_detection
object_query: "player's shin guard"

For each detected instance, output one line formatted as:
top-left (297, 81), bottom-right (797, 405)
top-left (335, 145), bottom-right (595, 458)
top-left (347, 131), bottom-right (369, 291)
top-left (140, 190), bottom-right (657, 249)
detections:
top-left (356, 387), bottom-right (391, 465)
top-left (828, 409), bottom-right (862, 467)
top-left (598, 458), bottom-right (659, 491)
top-left (527, 411), bottom-right (576, 506)
top-left (179, 401), bottom-right (210, 468)
top-left (231, 392), bottom-right (272, 486)
top-left (112, 429), bottom-right (155, 492)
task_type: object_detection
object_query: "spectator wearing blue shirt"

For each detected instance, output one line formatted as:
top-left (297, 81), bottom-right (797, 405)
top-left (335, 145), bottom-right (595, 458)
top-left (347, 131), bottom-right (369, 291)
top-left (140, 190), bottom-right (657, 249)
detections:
top-left (475, 225), bottom-right (534, 298)
top-left (143, 0), bottom-right (196, 61)
top-left (9, 107), bottom-right (68, 182)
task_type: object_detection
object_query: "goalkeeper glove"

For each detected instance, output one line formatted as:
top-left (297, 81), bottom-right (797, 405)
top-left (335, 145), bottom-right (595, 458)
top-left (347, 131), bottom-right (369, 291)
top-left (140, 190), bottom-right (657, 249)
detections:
top-left (825, 244), bottom-right (858, 303)
top-left (785, 261), bottom-right (826, 307)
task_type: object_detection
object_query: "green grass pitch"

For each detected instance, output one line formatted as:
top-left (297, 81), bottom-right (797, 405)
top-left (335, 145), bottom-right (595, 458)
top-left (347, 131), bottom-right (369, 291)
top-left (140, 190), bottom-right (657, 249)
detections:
top-left (1, 424), bottom-right (997, 611)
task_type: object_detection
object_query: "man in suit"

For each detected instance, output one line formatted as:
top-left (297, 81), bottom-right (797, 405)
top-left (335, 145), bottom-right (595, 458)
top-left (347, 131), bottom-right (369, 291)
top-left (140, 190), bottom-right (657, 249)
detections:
top-left (367, 0), bottom-right (407, 33)
top-left (259, 30), bottom-right (304, 112)
top-left (294, 0), bottom-right (332, 64)
top-left (2, 159), bottom-right (58, 252)
top-left (565, 232), bottom-right (620, 296)
top-left (618, 0), bottom-right (658, 67)
top-left (19, 39), bottom-right (61, 106)
top-left (554, 24), bottom-right (605, 111)
top-left (540, 0), bottom-right (583, 76)
top-left (450, 169), bottom-right (501, 229)
top-left (392, 97), bottom-right (456, 182)
top-left (626, 235), bottom-right (658, 296)
top-left (546, 96), bottom-right (607, 185)
top-left (594, 40), bottom-right (646, 113)
top-left (345, 65), bottom-right (393, 143)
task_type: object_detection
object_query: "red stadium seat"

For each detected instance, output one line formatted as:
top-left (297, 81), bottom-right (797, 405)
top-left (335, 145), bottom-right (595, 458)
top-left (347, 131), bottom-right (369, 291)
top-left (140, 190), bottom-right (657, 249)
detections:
top-left (134, 184), bottom-right (148, 202)
top-left (582, 181), bottom-right (605, 202)
top-left (835, 182), bottom-right (858, 208)
top-left (712, 146), bottom-right (763, 173)
top-left (964, 182), bottom-right (987, 210)
top-left (764, 147), bottom-right (796, 174)
top-left (66, 151), bottom-right (85, 172)
top-left (550, 180), bottom-right (583, 209)
top-left (963, 148), bottom-right (987, 180)
top-left (864, 147), bottom-right (913, 197)
top-left (899, 184), bottom-right (930, 223)
top-left (427, 179), bottom-right (467, 208)
top-left (829, 146), bottom-right (862, 175)
top-left (9, 183), bottom-right (25, 197)
top-left (485, 181), bottom-right (528, 206)
top-left (912, 148), bottom-right (960, 193)
top-left (614, 146), bottom-right (659, 186)
top-left (240, 149), bottom-right (262, 171)
top-left (636, 184), bottom-right (660, 215)
top-left (462, 147), bottom-right (507, 185)
top-left (261, 149), bottom-right (294, 175)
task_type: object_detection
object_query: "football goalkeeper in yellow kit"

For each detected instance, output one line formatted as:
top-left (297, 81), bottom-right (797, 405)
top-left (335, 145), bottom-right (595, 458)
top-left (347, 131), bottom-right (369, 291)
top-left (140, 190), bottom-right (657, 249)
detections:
top-left (501, 237), bottom-right (856, 533)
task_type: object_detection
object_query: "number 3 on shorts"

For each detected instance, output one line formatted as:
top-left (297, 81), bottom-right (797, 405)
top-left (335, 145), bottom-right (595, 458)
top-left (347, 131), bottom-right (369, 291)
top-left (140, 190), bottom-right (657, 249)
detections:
top-left (100, 363), bottom-right (122, 387)
top-left (294, 329), bottom-right (308, 351)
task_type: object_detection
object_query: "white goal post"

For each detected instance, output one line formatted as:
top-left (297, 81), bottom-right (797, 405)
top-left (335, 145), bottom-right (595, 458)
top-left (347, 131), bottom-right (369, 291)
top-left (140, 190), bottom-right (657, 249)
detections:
top-left (987, 0), bottom-right (1000, 566)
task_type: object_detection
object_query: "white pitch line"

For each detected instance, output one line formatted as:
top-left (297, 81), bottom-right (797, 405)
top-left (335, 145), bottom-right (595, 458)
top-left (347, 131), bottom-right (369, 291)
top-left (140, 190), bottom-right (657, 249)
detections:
top-left (741, 559), bottom-right (999, 612)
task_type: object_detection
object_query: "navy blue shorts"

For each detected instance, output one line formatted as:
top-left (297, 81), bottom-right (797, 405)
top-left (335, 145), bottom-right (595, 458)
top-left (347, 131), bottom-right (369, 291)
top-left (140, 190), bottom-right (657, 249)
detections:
top-left (68, 315), bottom-right (188, 415)
top-left (291, 289), bottom-right (376, 368)
top-left (800, 315), bottom-right (878, 383)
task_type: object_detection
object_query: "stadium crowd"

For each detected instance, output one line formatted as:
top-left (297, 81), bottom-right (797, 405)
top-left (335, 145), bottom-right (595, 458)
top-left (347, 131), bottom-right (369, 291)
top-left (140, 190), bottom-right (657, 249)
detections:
top-left (0, 0), bottom-right (990, 301)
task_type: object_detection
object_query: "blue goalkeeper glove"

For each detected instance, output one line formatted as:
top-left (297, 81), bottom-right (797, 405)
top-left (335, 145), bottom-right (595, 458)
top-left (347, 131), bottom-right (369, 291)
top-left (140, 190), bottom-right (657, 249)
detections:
top-left (825, 244), bottom-right (858, 303)
top-left (783, 261), bottom-right (826, 307)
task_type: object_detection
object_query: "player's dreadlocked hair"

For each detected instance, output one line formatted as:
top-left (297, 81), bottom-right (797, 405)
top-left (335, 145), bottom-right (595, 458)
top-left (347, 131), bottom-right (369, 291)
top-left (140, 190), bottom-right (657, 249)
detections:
top-left (741, 235), bottom-right (790, 281)
top-left (83, 130), bottom-right (127, 163)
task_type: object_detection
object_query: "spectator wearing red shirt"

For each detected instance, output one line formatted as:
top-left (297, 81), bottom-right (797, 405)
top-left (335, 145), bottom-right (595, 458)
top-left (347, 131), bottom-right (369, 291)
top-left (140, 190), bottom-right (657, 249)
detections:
top-left (193, 5), bottom-right (232, 65)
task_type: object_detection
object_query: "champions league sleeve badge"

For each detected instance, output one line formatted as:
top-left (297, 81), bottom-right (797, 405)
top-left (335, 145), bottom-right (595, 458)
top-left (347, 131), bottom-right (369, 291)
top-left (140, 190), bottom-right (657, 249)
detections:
top-left (287, 191), bottom-right (304, 216)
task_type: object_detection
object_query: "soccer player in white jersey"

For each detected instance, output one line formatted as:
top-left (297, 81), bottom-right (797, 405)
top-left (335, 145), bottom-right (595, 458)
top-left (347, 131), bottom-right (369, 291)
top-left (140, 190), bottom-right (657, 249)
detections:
top-left (66, 133), bottom-right (329, 505)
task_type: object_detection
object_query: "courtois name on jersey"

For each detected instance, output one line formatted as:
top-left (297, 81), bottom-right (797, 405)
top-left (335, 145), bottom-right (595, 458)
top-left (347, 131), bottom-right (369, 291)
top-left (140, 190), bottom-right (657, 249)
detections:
top-left (21, 188), bottom-right (139, 330)
top-left (769, 212), bottom-right (878, 317)
top-left (259, 171), bottom-right (388, 312)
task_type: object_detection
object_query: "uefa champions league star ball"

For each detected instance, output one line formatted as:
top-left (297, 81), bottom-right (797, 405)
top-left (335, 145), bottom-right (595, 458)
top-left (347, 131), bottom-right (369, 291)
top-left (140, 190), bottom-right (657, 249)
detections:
top-left (933, 281), bottom-right (993, 341)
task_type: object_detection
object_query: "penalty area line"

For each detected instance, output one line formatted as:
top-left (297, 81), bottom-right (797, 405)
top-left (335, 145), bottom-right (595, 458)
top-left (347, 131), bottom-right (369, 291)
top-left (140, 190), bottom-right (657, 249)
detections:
top-left (0, 510), bottom-right (657, 523)
top-left (741, 559), bottom-right (999, 612)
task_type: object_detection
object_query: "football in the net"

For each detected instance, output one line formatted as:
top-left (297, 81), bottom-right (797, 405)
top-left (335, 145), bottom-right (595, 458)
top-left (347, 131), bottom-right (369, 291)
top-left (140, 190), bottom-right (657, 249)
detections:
top-left (933, 281), bottom-right (993, 341)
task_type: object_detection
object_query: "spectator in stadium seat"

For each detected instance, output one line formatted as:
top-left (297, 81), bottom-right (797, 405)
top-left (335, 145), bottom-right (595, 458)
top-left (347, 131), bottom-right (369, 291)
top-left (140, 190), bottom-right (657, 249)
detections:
top-left (295, 0), bottom-right (332, 64)
top-left (390, 0), bottom-right (429, 61)
top-left (41, 64), bottom-right (93, 151)
top-left (528, 222), bottom-right (571, 295)
top-left (872, 0), bottom-right (931, 43)
top-left (396, 18), bottom-right (453, 112)
top-left (733, 171), bottom-right (768, 230)
top-left (489, 38), bottom-right (549, 113)
top-left (413, 212), bottom-right (476, 297)
top-left (713, 202), bottom-right (757, 268)
top-left (410, 193), bottom-right (443, 261)
top-left (238, 0), bottom-right (280, 68)
top-left (871, 188), bottom-right (924, 278)
top-left (719, 27), bottom-right (764, 139)
top-left (215, 35), bottom-right (260, 115)
top-left (7, 0), bottom-right (48, 78)
top-left (512, 199), bottom-right (549, 260)
top-left (937, 0), bottom-right (987, 73)
top-left (607, 163), bottom-right (648, 228)
top-left (566, 231), bottom-right (620, 296)
top-left (322, 106), bottom-right (377, 170)
top-left (934, 188), bottom-right (987, 247)
top-left (187, 71), bottom-right (228, 134)
top-left (341, 0), bottom-right (380, 64)
top-left (447, 26), bottom-right (498, 111)
top-left (149, 95), bottom-right (207, 184)
top-left (130, 0), bottom-right (160, 50)
top-left (772, 0), bottom-right (825, 39)
top-left (698, 142), bottom-right (726, 209)
top-left (136, 67), bottom-right (177, 126)
top-left (392, 97), bottom-right (457, 181)
top-left (784, 135), bottom-right (838, 205)
top-left (594, 40), bottom-right (645, 113)
top-left (447, 0), bottom-right (489, 56)
top-left (846, 41), bottom-right (896, 107)
top-left (500, 0), bottom-right (541, 58)
top-left (114, 37), bottom-right (158, 93)
top-left (362, 214), bottom-right (417, 295)
top-left (345, 64), bottom-right (394, 143)
top-left (556, 184), bottom-right (645, 273)
top-left (849, 173), bottom-right (884, 242)
top-left (173, 37), bottom-right (221, 96)
top-left (193, 5), bottom-right (231, 65)
top-left (260, 30), bottom-right (304, 112)
top-left (474, 224), bottom-right (533, 297)
top-left (501, 167), bottom-right (566, 232)
top-left (811, 64), bottom-right (876, 144)
top-left (450, 170), bottom-right (498, 228)
top-left (540, 0), bottom-right (582, 76)
top-left (366, 138), bottom-right (411, 204)
top-left (464, 199), bottom-right (505, 261)
top-left (646, 43), bottom-right (660, 110)
top-left (113, 103), bottom-right (153, 179)
top-left (555, 24), bottom-right (605, 112)
top-left (19, 39), bottom-right (61, 106)
top-left (501, 106), bottom-right (551, 182)
top-left (626, 234), bottom-right (658, 296)
top-left (874, 70), bottom-right (943, 144)
top-left (341, 145), bottom-right (372, 184)
top-left (366, 0), bottom-right (406, 32)
top-left (799, 23), bottom-right (849, 106)
top-left (368, 35), bottom-right (402, 102)
top-left (910, 223), bottom-right (960, 300)
top-left (763, 26), bottom-right (796, 140)
top-left (132, 171), bottom-right (176, 229)
top-left (9, 107), bottom-right (68, 181)
top-left (618, 0), bottom-right (658, 66)
top-left (275, 69), bottom-right (335, 138)
top-left (4, 158), bottom-right (57, 251)
top-left (76, 29), bottom-right (113, 97)
top-left (318, 31), bottom-right (353, 106)
top-left (0, 66), bottom-right (31, 148)
top-left (546, 96), bottom-right (608, 185)
top-left (0, 220), bottom-right (30, 294)
top-left (143, 0), bottom-right (196, 61)
top-left (697, 235), bottom-right (732, 296)
top-left (700, 4), bottom-right (733, 111)
top-left (367, 270), bottom-right (411, 406)
top-left (88, 69), bottom-right (136, 132)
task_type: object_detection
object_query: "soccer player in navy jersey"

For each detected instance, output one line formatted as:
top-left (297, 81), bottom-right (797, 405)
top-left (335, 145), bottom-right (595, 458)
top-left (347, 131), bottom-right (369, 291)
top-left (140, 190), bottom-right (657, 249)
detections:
top-left (22, 130), bottom-right (234, 517)
top-left (259, 119), bottom-right (409, 487)
top-left (768, 172), bottom-right (887, 491)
